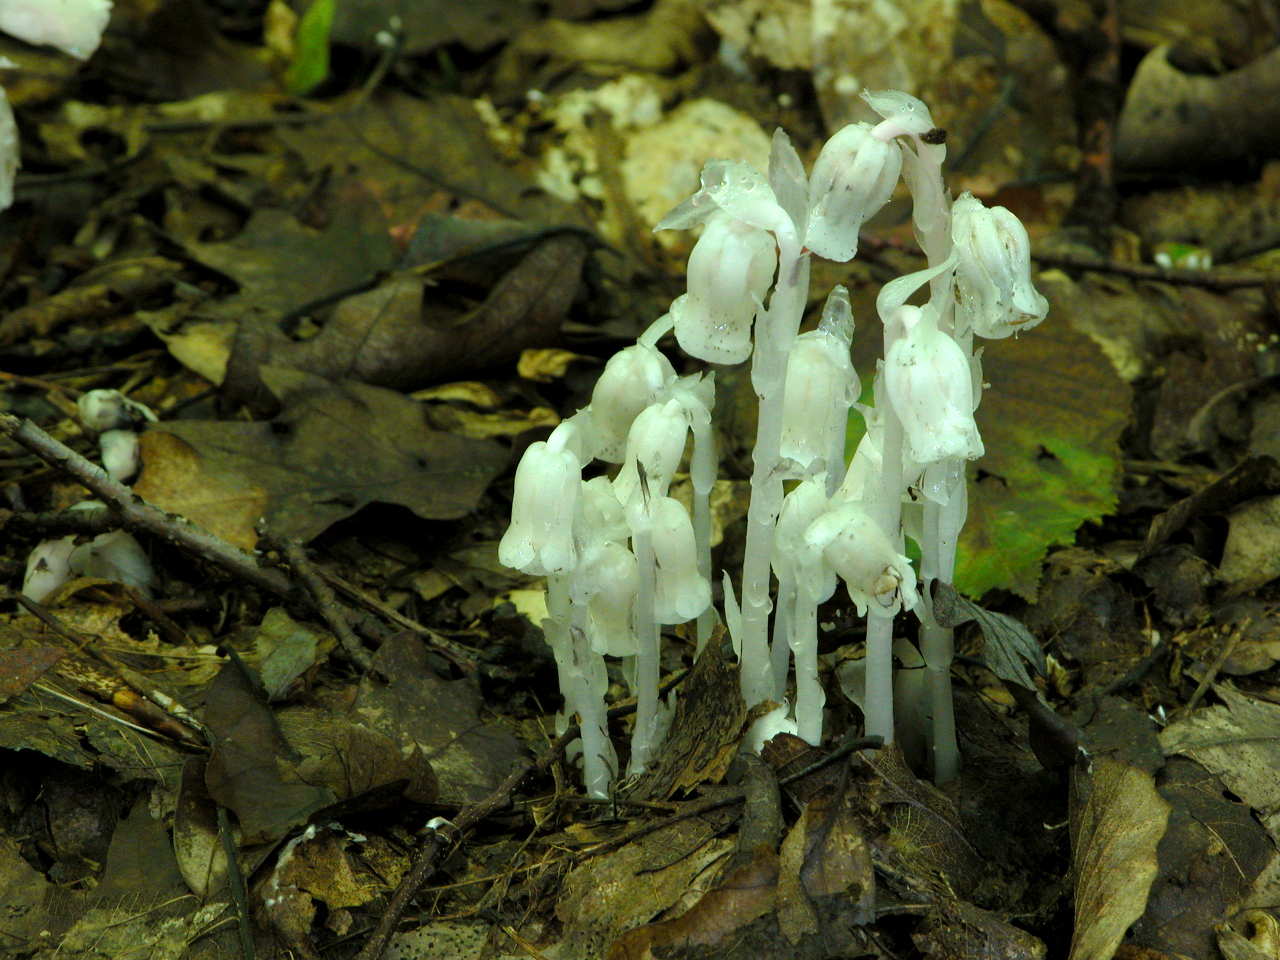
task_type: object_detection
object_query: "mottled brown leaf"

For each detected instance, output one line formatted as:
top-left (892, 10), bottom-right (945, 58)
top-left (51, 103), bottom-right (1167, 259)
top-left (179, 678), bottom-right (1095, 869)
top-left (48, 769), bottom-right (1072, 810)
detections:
top-left (139, 377), bottom-right (507, 544)
top-left (0, 646), bottom-right (66, 704)
top-left (1069, 759), bottom-right (1171, 960)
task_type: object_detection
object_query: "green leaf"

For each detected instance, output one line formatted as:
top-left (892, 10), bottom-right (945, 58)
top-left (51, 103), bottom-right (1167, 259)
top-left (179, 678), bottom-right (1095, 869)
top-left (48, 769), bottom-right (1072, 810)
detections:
top-left (846, 289), bottom-right (1128, 601)
top-left (960, 314), bottom-right (1128, 599)
top-left (285, 0), bottom-right (337, 96)
top-left (930, 582), bottom-right (1045, 689)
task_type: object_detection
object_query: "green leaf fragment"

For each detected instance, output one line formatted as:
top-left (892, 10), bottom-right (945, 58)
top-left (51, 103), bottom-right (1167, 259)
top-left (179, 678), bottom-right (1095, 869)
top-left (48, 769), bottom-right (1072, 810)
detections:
top-left (285, 0), bottom-right (337, 96)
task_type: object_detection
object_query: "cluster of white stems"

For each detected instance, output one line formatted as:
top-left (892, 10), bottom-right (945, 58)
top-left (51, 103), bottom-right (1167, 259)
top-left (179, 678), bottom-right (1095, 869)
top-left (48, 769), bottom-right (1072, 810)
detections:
top-left (500, 90), bottom-right (1048, 797)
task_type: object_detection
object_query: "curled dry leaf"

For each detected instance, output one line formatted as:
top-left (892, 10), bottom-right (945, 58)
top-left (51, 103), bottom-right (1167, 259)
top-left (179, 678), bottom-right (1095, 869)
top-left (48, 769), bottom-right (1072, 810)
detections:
top-left (1068, 758), bottom-right (1171, 960)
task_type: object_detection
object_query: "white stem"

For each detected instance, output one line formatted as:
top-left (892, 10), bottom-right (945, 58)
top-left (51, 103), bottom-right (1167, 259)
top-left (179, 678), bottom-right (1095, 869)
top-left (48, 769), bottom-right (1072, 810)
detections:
top-left (791, 590), bottom-right (824, 744)
top-left (864, 610), bottom-right (895, 743)
top-left (770, 577), bottom-right (794, 700)
top-left (738, 248), bottom-right (810, 705)
top-left (863, 319), bottom-right (907, 743)
top-left (567, 595), bottom-right (615, 798)
top-left (628, 519), bottom-right (660, 776)
top-left (547, 576), bottom-right (612, 796)
top-left (901, 141), bottom-right (952, 312)
top-left (690, 405), bottom-right (717, 656)
top-left (545, 573), bottom-right (571, 646)
top-left (920, 617), bottom-right (957, 783)
top-left (922, 474), bottom-right (967, 782)
top-left (902, 135), bottom-right (959, 772)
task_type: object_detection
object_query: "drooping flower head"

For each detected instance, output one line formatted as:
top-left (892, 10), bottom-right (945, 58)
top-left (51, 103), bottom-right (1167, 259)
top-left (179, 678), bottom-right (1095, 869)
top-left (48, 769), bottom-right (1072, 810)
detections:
top-left (952, 192), bottom-right (1049, 340)
top-left (668, 213), bottom-right (777, 364)
top-left (884, 306), bottom-right (983, 465)
top-left (655, 146), bottom-right (809, 364)
top-left (613, 398), bottom-right (692, 505)
top-left (589, 343), bottom-right (677, 461)
top-left (804, 122), bottom-right (902, 262)
top-left (648, 495), bottom-right (712, 623)
top-left (498, 421), bottom-right (583, 576)
top-left (804, 501), bottom-right (918, 616)
top-left (779, 285), bottom-right (859, 474)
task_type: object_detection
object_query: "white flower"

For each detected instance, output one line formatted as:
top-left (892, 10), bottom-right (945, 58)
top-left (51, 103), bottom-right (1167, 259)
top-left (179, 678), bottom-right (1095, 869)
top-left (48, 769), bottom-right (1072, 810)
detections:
top-left (655, 158), bottom-right (794, 243)
top-left (863, 89), bottom-right (937, 142)
top-left (23, 536), bottom-right (76, 602)
top-left (589, 343), bottom-right (676, 462)
top-left (649, 496), bottom-right (711, 623)
top-left (0, 0), bottom-right (112, 60)
top-left (884, 306), bottom-right (983, 464)
top-left (99, 429), bottom-right (139, 482)
top-left (805, 122), bottom-right (901, 262)
top-left (68, 530), bottom-right (153, 592)
top-left (498, 424), bottom-right (582, 576)
top-left (0, 90), bottom-right (17, 211)
top-left (77, 388), bottom-right (157, 432)
top-left (804, 502), bottom-right (917, 616)
top-left (668, 213), bottom-right (777, 364)
top-left (571, 541), bottom-right (639, 657)
top-left (579, 476), bottom-right (628, 545)
top-left (655, 150), bottom-right (812, 364)
top-left (613, 398), bottom-right (690, 504)
top-left (952, 193), bottom-right (1048, 339)
top-left (773, 478), bottom-right (837, 603)
top-left (779, 285), bottom-right (858, 472)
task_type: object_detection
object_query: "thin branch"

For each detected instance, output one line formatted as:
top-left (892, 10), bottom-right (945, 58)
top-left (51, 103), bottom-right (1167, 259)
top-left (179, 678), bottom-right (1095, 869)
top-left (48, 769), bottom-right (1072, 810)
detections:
top-left (316, 567), bottom-right (480, 674)
top-left (354, 725), bottom-right (579, 960)
top-left (275, 537), bottom-right (376, 674)
top-left (0, 413), bottom-right (294, 598)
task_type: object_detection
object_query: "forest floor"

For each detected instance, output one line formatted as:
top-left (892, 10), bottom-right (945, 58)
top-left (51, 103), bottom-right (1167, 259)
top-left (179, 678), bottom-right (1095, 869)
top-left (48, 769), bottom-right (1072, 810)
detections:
top-left (1, 2), bottom-right (1279, 960)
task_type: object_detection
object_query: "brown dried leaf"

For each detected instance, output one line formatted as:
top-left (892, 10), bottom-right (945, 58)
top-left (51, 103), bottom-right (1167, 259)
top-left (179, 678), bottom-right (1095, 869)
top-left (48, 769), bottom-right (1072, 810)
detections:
top-left (134, 429), bottom-right (268, 552)
top-left (606, 846), bottom-right (777, 960)
top-left (172, 757), bottom-right (227, 899)
top-left (352, 632), bottom-right (523, 806)
top-left (776, 791), bottom-right (874, 944)
top-left (225, 232), bottom-right (587, 413)
top-left (139, 377), bottom-right (506, 544)
top-left (624, 633), bottom-right (746, 801)
top-left (0, 646), bottom-right (66, 704)
top-left (1068, 759), bottom-right (1171, 960)
top-left (203, 662), bottom-right (337, 844)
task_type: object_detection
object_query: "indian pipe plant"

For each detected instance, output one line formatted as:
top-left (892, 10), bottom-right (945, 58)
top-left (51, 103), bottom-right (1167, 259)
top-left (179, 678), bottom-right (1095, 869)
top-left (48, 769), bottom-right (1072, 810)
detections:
top-left (499, 89), bottom-right (1049, 797)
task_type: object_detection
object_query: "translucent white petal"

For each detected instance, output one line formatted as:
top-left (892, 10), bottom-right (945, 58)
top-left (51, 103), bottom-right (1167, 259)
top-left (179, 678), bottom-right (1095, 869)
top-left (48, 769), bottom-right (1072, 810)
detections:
top-left (805, 123), bottom-right (901, 262)
top-left (23, 536), bottom-right (76, 602)
top-left (805, 501), bottom-right (917, 616)
top-left (768, 127), bottom-right (809, 239)
top-left (779, 313), bottom-right (857, 472)
top-left (589, 343), bottom-right (676, 462)
top-left (613, 398), bottom-right (690, 505)
top-left (952, 193), bottom-right (1049, 339)
top-left (863, 89), bottom-right (935, 140)
top-left (655, 158), bottom-right (792, 239)
top-left (572, 541), bottom-right (639, 657)
top-left (773, 478), bottom-right (837, 601)
top-left (0, 0), bottom-right (112, 60)
top-left (884, 308), bottom-right (983, 464)
top-left (649, 497), bottom-right (711, 623)
top-left (498, 441), bottom-right (581, 575)
top-left (672, 214), bottom-right (776, 364)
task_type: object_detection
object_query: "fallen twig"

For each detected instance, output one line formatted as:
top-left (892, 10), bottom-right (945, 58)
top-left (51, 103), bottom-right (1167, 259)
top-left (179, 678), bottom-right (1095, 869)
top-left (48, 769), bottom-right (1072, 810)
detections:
top-left (275, 537), bottom-right (376, 673)
top-left (0, 413), bottom-right (294, 597)
top-left (354, 724), bottom-right (579, 960)
top-left (315, 566), bottom-right (480, 674)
